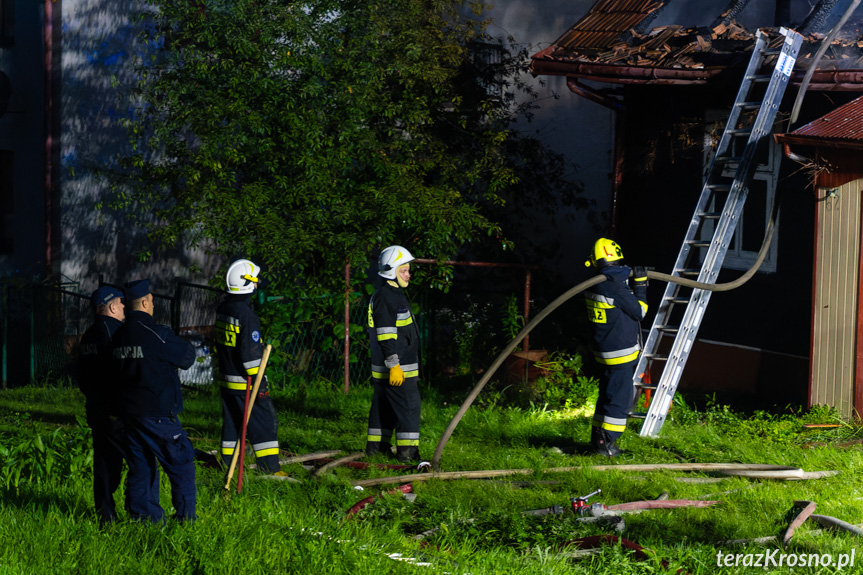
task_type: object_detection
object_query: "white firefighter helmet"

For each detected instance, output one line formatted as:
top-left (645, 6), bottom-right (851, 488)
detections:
top-left (378, 245), bottom-right (414, 279)
top-left (226, 259), bottom-right (261, 294)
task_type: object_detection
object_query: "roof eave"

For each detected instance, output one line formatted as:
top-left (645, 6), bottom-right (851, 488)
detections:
top-left (775, 133), bottom-right (863, 151)
top-left (530, 57), bottom-right (863, 90)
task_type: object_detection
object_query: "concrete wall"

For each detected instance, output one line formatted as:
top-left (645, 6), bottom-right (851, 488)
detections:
top-left (0, 0), bottom-right (49, 278)
top-left (59, 0), bottom-right (221, 293)
top-left (484, 0), bottom-right (614, 281)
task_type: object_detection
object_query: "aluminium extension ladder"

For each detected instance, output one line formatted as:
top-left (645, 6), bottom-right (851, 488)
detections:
top-left (632, 27), bottom-right (803, 438)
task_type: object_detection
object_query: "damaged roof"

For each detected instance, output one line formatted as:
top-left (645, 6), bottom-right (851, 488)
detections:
top-left (779, 94), bottom-right (863, 147)
top-left (530, 0), bottom-right (863, 90)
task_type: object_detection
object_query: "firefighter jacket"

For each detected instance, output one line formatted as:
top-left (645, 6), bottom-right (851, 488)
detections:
top-left (584, 265), bottom-right (648, 366)
top-left (78, 315), bottom-right (123, 416)
top-left (112, 310), bottom-right (196, 417)
top-left (368, 281), bottom-right (420, 381)
top-left (215, 294), bottom-right (266, 394)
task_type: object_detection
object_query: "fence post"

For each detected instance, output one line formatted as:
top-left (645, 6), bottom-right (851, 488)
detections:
top-left (30, 285), bottom-right (36, 383)
top-left (1, 283), bottom-right (6, 389)
top-left (172, 282), bottom-right (182, 333)
top-left (523, 269), bottom-right (532, 354)
top-left (344, 261), bottom-right (350, 395)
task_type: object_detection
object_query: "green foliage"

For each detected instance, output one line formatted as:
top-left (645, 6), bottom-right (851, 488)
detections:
top-left (502, 293), bottom-right (525, 342)
top-left (256, 289), bottom-right (369, 386)
top-left (0, 423), bottom-right (92, 493)
top-left (532, 351), bottom-right (597, 410)
top-left (3, 380), bottom-right (863, 574)
top-left (111, 0), bottom-right (533, 296)
top-left (494, 350), bottom-right (597, 411)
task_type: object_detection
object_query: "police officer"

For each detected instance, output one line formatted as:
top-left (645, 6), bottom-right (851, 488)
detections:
top-left (78, 286), bottom-right (126, 524)
top-left (366, 245), bottom-right (423, 463)
top-left (215, 259), bottom-right (282, 474)
top-left (112, 279), bottom-right (197, 522)
top-left (583, 238), bottom-right (648, 457)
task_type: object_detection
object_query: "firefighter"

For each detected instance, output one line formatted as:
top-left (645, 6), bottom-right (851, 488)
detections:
top-left (215, 259), bottom-right (282, 475)
top-left (78, 286), bottom-right (126, 524)
top-left (112, 279), bottom-right (198, 522)
top-left (583, 238), bottom-right (648, 457)
top-left (366, 245), bottom-right (423, 463)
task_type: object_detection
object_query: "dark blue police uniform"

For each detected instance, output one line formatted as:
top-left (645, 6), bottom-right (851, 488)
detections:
top-left (79, 310), bottom-right (126, 523)
top-left (113, 284), bottom-right (197, 523)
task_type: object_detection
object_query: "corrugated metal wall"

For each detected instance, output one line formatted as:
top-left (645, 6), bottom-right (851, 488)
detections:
top-left (811, 180), bottom-right (863, 418)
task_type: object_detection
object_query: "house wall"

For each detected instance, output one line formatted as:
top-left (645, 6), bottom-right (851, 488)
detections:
top-left (610, 82), bottom-right (845, 406)
top-left (59, 0), bottom-right (221, 294)
top-left (0, 0), bottom-right (50, 278)
top-left (811, 178), bottom-right (862, 419)
top-left (2, 0), bottom-right (221, 293)
top-left (483, 0), bottom-right (614, 283)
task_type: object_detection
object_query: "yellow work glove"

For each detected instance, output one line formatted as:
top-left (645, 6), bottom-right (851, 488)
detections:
top-left (389, 365), bottom-right (405, 386)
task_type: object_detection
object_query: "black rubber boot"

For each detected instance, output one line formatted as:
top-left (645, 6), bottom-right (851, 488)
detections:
top-left (593, 428), bottom-right (622, 457)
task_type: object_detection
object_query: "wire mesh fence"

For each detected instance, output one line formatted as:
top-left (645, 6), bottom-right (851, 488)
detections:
top-left (2, 270), bottom-right (543, 392)
top-left (1, 280), bottom-right (376, 390)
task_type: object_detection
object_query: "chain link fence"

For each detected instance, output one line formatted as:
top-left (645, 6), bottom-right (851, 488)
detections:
top-left (2, 270), bottom-right (543, 392)
top-left (1, 280), bottom-right (375, 389)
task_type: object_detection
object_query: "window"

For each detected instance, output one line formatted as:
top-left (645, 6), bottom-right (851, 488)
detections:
top-left (469, 41), bottom-right (504, 100)
top-left (701, 110), bottom-right (779, 273)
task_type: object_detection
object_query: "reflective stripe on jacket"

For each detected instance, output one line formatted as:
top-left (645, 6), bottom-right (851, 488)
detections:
top-left (215, 294), bottom-right (265, 393)
top-left (368, 282), bottom-right (420, 380)
top-left (584, 266), bottom-right (647, 366)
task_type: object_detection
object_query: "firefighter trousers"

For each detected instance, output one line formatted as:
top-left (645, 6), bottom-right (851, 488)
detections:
top-left (366, 378), bottom-right (421, 462)
top-left (220, 388), bottom-right (281, 474)
top-left (592, 361), bottom-right (637, 443)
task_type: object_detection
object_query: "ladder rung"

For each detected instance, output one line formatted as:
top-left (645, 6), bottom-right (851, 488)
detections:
top-left (636, 383), bottom-right (657, 390)
top-left (636, 28), bottom-right (803, 440)
top-left (665, 297), bottom-right (689, 304)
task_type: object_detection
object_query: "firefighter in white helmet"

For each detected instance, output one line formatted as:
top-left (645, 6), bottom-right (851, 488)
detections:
top-left (584, 238), bottom-right (648, 456)
top-left (214, 259), bottom-right (284, 474)
top-left (366, 245), bottom-right (423, 462)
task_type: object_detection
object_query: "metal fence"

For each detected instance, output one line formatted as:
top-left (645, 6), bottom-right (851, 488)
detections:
top-left (2, 280), bottom-right (374, 389)
top-left (2, 269), bottom-right (542, 391)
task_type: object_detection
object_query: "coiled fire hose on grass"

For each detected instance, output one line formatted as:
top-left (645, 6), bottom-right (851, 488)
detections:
top-left (430, 192), bottom-right (781, 471)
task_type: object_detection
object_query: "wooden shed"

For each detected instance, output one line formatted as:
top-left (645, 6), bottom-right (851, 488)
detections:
top-left (777, 95), bottom-right (863, 419)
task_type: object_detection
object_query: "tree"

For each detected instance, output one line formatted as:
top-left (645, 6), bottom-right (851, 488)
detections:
top-left (112, 0), bottom-right (529, 295)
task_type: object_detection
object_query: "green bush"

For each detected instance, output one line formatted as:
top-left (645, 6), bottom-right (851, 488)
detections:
top-left (0, 420), bottom-right (92, 493)
top-left (503, 350), bottom-right (598, 410)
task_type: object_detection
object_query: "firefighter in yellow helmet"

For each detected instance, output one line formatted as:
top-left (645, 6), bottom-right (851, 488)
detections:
top-left (583, 238), bottom-right (648, 456)
top-left (366, 245), bottom-right (423, 462)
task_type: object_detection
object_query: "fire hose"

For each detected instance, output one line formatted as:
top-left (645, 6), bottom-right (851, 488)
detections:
top-left (431, 192), bottom-right (781, 470)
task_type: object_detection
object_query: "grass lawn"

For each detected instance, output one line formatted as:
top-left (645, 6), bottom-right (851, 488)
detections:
top-left (0, 379), bottom-right (862, 574)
